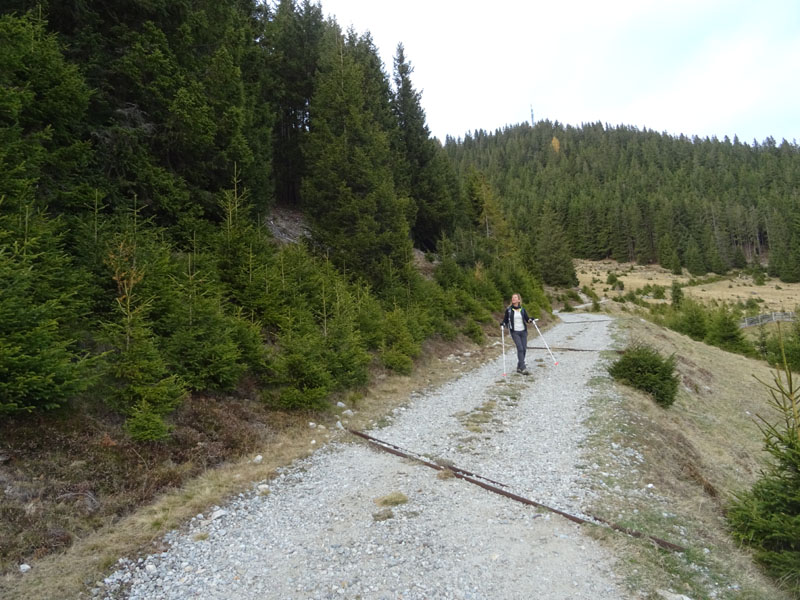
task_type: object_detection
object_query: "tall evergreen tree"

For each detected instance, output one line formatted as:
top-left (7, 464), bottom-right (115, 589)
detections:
top-left (779, 212), bottom-right (800, 282)
top-left (301, 24), bottom-right (412, 293)
top-left (685, 238), bottom-right (707, 276)
top-left (534, 205), bottom-right (578, 287)
top-left (391, 43), bottom-right (456, 249)
top-left (0, 12), bottom-right (92, 211)
top-left (269, 0), bottom-right (324, 207)
top-left (658, 234), bottom-right (682, 274)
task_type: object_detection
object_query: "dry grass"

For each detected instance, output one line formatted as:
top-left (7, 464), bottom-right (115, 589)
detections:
top-left (1, 331), bottom-right (499, 600)
top-left (0, 412), bottom-right (314, 600)
top-left (576, 258), bottom-right (683, 294)
top-left (575, 258), bottom-right (800, 312)
top-left (456, 399), bottom-right (498, 433)
top-left (371, 508), bottom-right (394, 521)
top-left (374, 492), bottom-right (408, 507)
top-left (583, 310), bottom-right (792, 599)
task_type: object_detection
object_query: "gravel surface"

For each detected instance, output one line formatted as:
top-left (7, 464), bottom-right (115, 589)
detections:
top-left (99, 312), bottom-right (629, 599)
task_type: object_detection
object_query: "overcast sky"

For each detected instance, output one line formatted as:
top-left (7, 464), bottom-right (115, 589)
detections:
top-left (320, 0), bottom-right (800, 144)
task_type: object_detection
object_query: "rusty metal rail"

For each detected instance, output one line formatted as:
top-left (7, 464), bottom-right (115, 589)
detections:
top-left (558, 319), bottom-right (614, 324)
top-left (348, 429), bottom-right (685, 553)
top-left (526, 346), bottom-right (621, 353)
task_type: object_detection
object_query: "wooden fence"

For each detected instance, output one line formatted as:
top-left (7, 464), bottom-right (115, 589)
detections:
top-left (739, 311), bottom-right (796, 329)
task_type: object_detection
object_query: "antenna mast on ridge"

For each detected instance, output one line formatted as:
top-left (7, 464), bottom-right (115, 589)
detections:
top-left (530, 105), bottom-right (534, 126)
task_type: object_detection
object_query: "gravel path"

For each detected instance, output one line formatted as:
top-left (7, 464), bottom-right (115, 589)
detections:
top-left (99, 312), bottom-right (629, 599)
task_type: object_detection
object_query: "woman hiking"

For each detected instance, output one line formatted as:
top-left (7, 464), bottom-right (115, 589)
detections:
top-left (500, 293), bottom-right (534, 375)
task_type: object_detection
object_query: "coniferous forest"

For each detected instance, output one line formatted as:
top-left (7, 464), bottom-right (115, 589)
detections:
top-left (445, 123), bottom-right (800, 283)
top-left (3, 0), bottom-right (800, 587)
top-left (0, 0), bottom-right (549, 433)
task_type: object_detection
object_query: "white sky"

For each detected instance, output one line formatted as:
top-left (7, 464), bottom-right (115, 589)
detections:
top-left (321, 0), bottom-right (800, 144)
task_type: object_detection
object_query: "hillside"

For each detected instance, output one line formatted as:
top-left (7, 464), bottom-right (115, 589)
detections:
top-left (445, 123), bottom-right (800, 284)
top-left (2, 0), bottom-right (549, 583)
top-left (2, 0), bottom-right (800, 596)
top-left (3, 306), bottom-right (793, 599)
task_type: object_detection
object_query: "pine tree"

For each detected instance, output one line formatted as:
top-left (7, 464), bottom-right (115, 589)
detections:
top-left (670, 280), bottom-right (683, 308)
top-left (269, 0), bottom-right (325, 206)
top-left (779, 213), bottom-right (800, 282)
top-left (534, 205), bottom-right (578, 287)
top-left (679, 300), bottom-right (707, 341)
top-left (158, 253), bottom-right (250, 392)
top-left (0, 198), bottom-right (91, 415)
top-left (469, 170), bottom-right (515, 262)
top-left (301, 24), bottom-right (412, 293)
top-left (0, 12), bottom-right (92, 212)
top-left (658, 234), bottom-right (682, 274)
top-left (685, 238), bottom-right (707, 276)
top-left (728, 349), bottom-right (800, 595)
top-left (705, 305), bottom-right (750, 354)
top-left (101, 234), bottom-right (187, 439)
top-left (731, 245), bottom-right (747, 269)
top-left (391, 44), bottom-right (455, 249)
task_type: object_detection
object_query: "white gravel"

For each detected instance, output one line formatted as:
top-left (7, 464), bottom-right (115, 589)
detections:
top-left (98, 312), bottom-right (629, 599)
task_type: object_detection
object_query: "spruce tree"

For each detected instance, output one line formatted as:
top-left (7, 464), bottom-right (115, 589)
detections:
top-left (534, 206), bottom-right (578, 287)
top-left (705, 305), bottom-right (750, 354)
top-left (679, 300), bottom-right (707, 341)
top-left (658, 234), bottom-right (682, 274)
top-left (158, 254), bottom-right (250, 392)
top-left (269, 0), bottom-right (325, 206)
top-left (391, 43), bottom-right (455, 249)
top-left (685, 238), bottom-right (707, 276)
top-left (0, 13), bottom-right (92, 212)
top-left (0, 199), bottom-right (91, 415)
top-left (779, 214), bottom-right (800, 282)
top-left (728, 350), bottom-right (800, 595)
top-left (301, 24), bottom-right (412, 293)
top-left (101, 234), bottom-right (187, 440)
top-left (670, 280), bottom-right (683, 308)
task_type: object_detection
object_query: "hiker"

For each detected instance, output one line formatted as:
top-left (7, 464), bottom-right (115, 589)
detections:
top-left (500, 293), bottom-right (534, 374)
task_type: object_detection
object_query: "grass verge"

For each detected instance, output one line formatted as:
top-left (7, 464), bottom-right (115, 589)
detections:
top-left (581, 308), bottom-right (793, 599)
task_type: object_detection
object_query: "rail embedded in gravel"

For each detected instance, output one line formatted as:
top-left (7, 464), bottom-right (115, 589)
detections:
top-left (348, 428), bottom-right (685, 553)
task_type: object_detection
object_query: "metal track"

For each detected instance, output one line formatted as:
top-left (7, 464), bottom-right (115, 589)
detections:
top-left (526, 346), bottom-right (622, 353)
top-left (558, 319), bottom-right (614, 324)
top-left (348, 429), bottom-right (685, 553)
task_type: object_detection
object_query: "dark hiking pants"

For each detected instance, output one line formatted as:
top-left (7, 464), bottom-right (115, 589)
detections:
top-left (511, 329), bottom-right (527, 371)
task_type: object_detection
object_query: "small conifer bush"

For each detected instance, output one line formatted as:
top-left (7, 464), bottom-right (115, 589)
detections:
top-left (727, 347), bottom-right (800, 595)
top-left (608, 344), bottom-right (678, 407)
top-left (462, 318), bottom-right (484, 345)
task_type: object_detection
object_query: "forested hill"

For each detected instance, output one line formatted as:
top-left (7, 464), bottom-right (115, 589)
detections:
top-left (0, 1), bottom-right (548, 436)
top-left (445, 123), bottom-right (800, 282)
top-left (4, 0), bottom-right (799, 435)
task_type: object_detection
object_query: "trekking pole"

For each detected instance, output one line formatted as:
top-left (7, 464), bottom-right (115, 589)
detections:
top-left (532, 319), bottom-right (558, 366)
top-left (501, 325), bottom-right (507, 376)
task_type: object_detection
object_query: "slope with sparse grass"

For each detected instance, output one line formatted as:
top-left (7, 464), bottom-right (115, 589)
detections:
top-left (576, 259), bottom-right (800, 313)
top-left (583, 304), bottom-right (794, 599)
